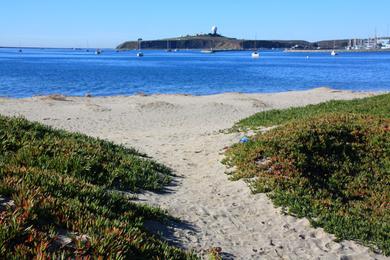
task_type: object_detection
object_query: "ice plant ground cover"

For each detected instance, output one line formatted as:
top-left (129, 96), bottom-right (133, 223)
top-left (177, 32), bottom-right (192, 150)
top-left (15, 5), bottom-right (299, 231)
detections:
top-left (232, 93), bottom-right (390, 130)
top-left (0, 115), bottom-right (196, 259)
top-left (225, 94), bottom-right (390, 255)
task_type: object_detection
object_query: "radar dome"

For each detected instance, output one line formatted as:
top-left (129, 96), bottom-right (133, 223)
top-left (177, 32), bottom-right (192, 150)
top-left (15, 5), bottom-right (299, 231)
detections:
top-left (211, 26), bottom-right (218, 35)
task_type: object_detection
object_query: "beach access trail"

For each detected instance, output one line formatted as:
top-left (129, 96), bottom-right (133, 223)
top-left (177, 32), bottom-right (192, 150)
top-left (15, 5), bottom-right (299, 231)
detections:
top-left (0, 88), bottom-right (386, 260)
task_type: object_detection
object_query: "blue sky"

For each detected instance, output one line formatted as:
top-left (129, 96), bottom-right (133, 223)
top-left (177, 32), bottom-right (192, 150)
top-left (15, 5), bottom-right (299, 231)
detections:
top-left (1, 0), bottom-right (389, 48)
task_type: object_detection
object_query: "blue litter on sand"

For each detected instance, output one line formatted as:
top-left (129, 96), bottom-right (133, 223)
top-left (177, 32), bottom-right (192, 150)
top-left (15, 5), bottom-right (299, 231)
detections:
top-left (240, 136), bottom-right (250, 143)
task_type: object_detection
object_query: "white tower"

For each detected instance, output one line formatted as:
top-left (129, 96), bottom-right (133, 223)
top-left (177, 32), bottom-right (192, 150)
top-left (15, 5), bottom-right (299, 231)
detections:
top-left (211, 26), bottom-right (218, 35)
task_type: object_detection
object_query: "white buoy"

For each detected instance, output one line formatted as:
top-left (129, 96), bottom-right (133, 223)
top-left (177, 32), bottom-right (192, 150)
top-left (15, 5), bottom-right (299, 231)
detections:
top-left (251, 51), bottom-right (260, 59)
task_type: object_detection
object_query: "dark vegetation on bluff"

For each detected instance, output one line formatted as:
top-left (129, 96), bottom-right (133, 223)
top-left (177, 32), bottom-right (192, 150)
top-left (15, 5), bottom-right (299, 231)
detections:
top-left (117, 33), bottom-right (351, 50)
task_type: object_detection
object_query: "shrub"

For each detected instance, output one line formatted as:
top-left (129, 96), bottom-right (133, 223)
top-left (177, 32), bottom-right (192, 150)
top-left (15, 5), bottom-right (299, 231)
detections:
top-left (0, 116), bottom-right (171, 192)
top-left (232, 93), bottom-right (390, 131)
top-left (0, 115), bottom-right (196, 259)
top-left (224, 114), bottom-right (390, 255)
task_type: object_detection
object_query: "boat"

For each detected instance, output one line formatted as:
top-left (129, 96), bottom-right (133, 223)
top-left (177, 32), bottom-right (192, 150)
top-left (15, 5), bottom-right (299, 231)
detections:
top-left (201, 39), bottom-right (216, 54)
top-left (166, 40), bottom-right (172, 52)
top-left (201, 49), bottom-right (215, 54)
top-left (85, 41), bottom-right (90, 52)
top-left (251, 38), bottom-right (260, 58)
top-left (251, 51), bottom-right (260, 58)
top-left (137, 38), bottom-right (144, 57)
top-left (331, 41), bottom-right (338, 56)
top-left (95, 49), bottom-right (102, 55)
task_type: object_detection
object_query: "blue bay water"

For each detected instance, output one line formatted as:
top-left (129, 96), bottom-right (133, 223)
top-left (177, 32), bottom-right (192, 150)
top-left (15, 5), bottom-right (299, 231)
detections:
top-left (0, 48), bottom-right (389, 98)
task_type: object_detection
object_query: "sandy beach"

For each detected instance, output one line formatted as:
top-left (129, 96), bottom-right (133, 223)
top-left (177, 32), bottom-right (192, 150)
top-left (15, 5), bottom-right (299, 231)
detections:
top-left (0, 87), bottom-right (387, 260)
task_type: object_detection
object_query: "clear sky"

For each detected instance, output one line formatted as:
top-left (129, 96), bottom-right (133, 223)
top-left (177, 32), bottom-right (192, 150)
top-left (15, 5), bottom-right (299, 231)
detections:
top-left (1, 0), bottom-right (389, 48)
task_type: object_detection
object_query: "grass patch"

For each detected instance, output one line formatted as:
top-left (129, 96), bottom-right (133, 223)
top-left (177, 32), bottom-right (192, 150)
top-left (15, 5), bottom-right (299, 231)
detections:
top-left (232, 93), bottom-right (390, 131)
top-left (0, 116), bottom-right (196, 259)
top-left (224, 111), bottom-right (390, 254)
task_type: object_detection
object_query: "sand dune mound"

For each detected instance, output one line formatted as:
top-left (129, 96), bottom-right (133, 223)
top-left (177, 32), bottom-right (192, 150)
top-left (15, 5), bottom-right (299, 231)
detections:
top-left (138, 101), bottom-right (178, 111)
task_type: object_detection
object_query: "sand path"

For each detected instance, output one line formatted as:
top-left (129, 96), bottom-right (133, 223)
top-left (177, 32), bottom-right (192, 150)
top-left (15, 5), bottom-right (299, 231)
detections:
top-left (0, 88), bottom-right (387, 259)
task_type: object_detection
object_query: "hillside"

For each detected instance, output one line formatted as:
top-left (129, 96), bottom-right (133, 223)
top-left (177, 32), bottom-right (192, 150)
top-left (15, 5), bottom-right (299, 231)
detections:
top-left (116, 34), bottom-right (312, 50)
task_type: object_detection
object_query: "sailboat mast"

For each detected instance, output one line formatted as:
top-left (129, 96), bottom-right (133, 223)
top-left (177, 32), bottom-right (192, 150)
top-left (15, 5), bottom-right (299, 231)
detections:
top-left (375, 28), bottom-right (378, 49)
top-left (254, 34), bottom-right (258, 50)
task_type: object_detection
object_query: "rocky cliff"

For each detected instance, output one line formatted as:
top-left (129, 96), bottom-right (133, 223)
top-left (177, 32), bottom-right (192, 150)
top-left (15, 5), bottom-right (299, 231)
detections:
top-left (116, 34), bottom-right (312, 50)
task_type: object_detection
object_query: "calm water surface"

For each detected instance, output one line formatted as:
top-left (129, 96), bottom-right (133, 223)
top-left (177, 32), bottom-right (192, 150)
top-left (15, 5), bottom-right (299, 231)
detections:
top-left (0, 48), bottom-right (389, 97)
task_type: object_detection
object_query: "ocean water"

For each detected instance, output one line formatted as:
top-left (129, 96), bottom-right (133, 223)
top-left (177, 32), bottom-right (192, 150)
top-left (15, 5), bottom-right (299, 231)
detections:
top-left (0, 48), bottom-right (389, 98)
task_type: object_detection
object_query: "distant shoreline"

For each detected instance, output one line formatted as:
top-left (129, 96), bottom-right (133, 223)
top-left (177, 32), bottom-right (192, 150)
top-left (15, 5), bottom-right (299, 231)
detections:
top-left (285, 48), bottom-right (390, 53)
top-left (2, 47), bottom-right (390, 53)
